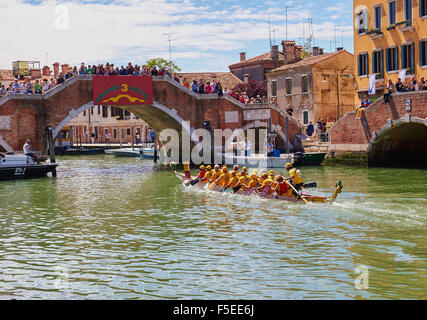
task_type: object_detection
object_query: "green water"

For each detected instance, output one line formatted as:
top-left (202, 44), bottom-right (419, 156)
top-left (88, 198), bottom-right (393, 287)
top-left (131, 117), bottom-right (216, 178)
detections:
top-left (0, 155), bottom-right (426, 300)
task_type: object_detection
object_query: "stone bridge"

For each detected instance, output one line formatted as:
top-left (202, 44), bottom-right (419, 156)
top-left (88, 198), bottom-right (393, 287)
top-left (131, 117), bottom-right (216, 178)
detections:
top-left (0, 75), bottom-right (303, 157)
top-left (330, 91), bottom-right (427, 167)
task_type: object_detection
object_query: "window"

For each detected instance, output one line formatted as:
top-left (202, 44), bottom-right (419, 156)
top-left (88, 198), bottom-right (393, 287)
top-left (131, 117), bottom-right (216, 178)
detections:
top-left (386, 47), bottom-right (399, 71)
top-left (83, 126), bottom-right (87, 134)
top-left (90, 107), bottom-right (94, 115)
top-left (401, 43), bottom-right (414, 74)
top-left (97, 106), bottom-right (100, 114)
top-left (271, 80), bottom-right (277, 97)
top-left (356, 8), bottom-right (369, 34)
top-left (389, 1), bottom-right (396, 25)
top-left (358, 53), bottom-right (369, 76)
top-left (301, 75), bottom-right (309, 93)
top-left (286, 78), bottom-right (292, 95)
top-left (372, 50), bottom-right (384, 79)
top-left (83, 110), bottom-right (86, 116)
top-left (421, 0), bottom-right (427, 17)
top-left (420, 40), bottom-right (427, 66)
top-left (404, 0), bottom-right (413, 25)
top-left (102, 106), bottom-right (109, 118)
top-left (126, 128), bottom-right (131, 136)
top-left (374, 5), bottom-right (382, 29)
top-left (302, 110), bottom-right (309, 125)
top-left (113, 128), bottom-right (117, 139)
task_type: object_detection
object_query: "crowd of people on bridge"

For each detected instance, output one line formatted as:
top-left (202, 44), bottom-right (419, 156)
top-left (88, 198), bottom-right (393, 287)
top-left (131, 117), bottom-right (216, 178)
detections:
top-left (1, 61), bottom-right (265, 105)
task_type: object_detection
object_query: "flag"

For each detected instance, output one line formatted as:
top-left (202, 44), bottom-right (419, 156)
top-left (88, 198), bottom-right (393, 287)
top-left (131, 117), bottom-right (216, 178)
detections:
top-left (398, 69), bottom-right (406, 82)
top-left (368, 74), bottom-right (376, 95)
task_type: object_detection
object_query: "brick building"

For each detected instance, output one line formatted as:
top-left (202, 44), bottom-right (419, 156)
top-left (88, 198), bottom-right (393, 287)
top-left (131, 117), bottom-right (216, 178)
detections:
top-left (229, 41), bottom-right (302, 82)
top-left (0, 70), bottom-right (16, 89)
top-left (67, 106), bottom-right (150, 145)
top-left (266, 49), bottom-right (356, 126)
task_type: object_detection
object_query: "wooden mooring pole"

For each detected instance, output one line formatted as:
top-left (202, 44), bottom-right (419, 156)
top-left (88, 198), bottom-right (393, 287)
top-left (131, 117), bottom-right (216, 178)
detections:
top-left (45, 126), bottom-right (57, 177)
top-left (154, 134), bottom-right (158, 163)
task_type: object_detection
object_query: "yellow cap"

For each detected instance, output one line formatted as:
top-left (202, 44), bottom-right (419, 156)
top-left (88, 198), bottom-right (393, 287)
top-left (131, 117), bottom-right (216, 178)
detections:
top-left (269, 170), bottom-right (275, 175)
top-left (262, 173), bottom-right (268, 177)
top-left (242, 167), bottom-right (248, 171)
top-left (286, 163), bottom-right (292, 169)
top-left (206, 165), bottom-right (212, 170)
top-left (222, 166), bottom-right (228, 172)
top-left (214, 164), bottom-right (220, 169)
top-left (200, 165), bottom-right (205, 170)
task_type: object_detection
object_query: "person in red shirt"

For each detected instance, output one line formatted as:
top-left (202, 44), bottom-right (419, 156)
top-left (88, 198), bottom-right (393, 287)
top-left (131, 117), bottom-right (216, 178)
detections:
top-left (205, 82), bottom-right (212, 94)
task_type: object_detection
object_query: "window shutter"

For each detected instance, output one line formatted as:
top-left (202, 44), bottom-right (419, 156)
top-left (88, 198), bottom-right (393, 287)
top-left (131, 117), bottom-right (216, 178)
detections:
top-left (366, 54), bottom-right (369, 76)
top-left (372, 52), bottom-right (376, 74)
top-left (386, 49), bottom-right (390, 71)
top-left (396, 46), bottom-right (399, 70)
top-left (358, 55), bottom-right (361, 76)
top-left (411, 44), bottom-right (415, 74)
top-left (381, 50), bottom-right (384, 78)
top-left (401, 45), bottom-right (405, 69)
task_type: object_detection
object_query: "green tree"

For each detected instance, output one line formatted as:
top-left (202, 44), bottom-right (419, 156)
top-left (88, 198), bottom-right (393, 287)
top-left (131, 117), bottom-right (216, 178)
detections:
top-left (144, 58), bottom-right (182, 73)
top-left (302, 35), bottom-right (313, 59)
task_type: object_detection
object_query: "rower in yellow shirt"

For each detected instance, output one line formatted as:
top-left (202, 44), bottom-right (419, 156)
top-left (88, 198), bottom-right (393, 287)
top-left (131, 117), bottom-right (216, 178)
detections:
top-left (210, 165), bottom-right (222, 183)
top-left (242, 171), bottom-right (261, 191)
top-left (256, 173), bottom-right (276, 195)
top-left (232, 165), bottom-right (239, 176)
top-left (201, 165), bottom-right (213, 183)
top-left (214, 166), bottom-right (232, 187)
top-left (284, 163), bottom-right (304, 193)
top-left (223, 171), bottom-right (239, 191)
top-left (237, 166), bottom-right (248, 178)
top-left (233, 170), bottom-right (249, 192)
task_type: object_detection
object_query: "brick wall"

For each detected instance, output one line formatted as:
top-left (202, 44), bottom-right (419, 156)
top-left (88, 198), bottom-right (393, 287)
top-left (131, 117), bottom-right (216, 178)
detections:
top-left (330, 91), bottom-right (427, 145)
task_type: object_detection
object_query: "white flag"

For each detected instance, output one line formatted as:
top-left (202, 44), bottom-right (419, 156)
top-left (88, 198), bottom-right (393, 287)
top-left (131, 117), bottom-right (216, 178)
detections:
top-left (368, 74), bottom-right (376, 95)
top-left (398, 69), bottom-right (406, 82)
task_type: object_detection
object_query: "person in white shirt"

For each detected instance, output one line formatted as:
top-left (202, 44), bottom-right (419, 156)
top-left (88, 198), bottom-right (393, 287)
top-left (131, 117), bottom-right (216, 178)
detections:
top-left (244, 137), bottom-right (252, 157)
top-left (23, 139), bottom-right (37, 161)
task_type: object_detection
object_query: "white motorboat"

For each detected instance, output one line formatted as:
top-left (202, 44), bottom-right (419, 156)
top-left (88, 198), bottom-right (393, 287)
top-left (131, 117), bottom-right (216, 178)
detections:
top-left (104, 148), bottom-right (140, 157)
top-left (139, 144), bottom-right (159, 159)
top-left (0, 152), bottom-right (57, 180)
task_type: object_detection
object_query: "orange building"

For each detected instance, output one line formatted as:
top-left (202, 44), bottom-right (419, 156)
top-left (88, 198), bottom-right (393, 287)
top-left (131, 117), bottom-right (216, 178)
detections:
top-left (354, 0), bottom-right (427, 104)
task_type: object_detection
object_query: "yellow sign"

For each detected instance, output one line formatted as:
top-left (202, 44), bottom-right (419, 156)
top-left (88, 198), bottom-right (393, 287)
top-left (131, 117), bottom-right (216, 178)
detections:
top-left (13, 61), bottom-right (30, 76)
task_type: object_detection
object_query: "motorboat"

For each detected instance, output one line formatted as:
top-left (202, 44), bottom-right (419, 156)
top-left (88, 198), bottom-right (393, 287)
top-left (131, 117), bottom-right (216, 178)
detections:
top-left (104, 148), bottom-right (140, 157)
top-left (139, 144), bottom-right (159, 159)
top-left (0, 152), bottom-right (58, 180)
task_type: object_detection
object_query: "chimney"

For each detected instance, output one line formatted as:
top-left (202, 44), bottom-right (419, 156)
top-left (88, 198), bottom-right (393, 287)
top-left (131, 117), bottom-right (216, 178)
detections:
top-left (295, 45), bottom-right (302, 60)
top-left (319, 48), bottom-right (324, 55)
top-left (243, 74), bottom-right (249, 84)
top-left (53, 62), bottom-right (60, 78)
top-left (240, 52), bottom-right (247, 61)
top-left (336, 47), bottom-right (344, 52)
top-left (312, 46), bottom-right (320, 56)
top-left (42, 66), bottom-right (51, 76)
top-left (281, 40), bottom-right (296, 63)
top-left (272, 45), bottom-right (279, 67)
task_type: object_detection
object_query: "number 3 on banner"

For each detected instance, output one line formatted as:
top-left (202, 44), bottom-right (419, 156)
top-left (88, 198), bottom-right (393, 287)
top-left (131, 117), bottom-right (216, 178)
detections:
top-left (121, 84), bottom-right (128, 92)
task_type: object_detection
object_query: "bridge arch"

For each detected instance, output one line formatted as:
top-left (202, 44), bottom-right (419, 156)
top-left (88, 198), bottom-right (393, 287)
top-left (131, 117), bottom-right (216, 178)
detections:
top-left (368, 116), bottom-right (427, 167)
top-left (52, 101), bottom-right (194, 141)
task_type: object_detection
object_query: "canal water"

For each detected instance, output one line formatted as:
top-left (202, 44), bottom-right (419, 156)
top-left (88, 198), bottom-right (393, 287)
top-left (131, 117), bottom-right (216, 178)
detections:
top-left (0, 155), bottom-right (425, 300)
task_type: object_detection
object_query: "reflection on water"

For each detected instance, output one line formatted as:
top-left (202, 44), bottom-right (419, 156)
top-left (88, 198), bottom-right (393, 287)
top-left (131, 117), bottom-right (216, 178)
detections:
top-left (0, 155), bottom-right (426, 299)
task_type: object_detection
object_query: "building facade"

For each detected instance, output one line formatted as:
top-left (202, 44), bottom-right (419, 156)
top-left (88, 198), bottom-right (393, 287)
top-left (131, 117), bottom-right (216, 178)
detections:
top-left (229, 41), bottom-right (302, 83)
top-left (266, 50), bottom-right (355, 126)
top-left (354, 0), bottom-right (427, 104)
top-left (67, 106), bottom-right (150, 145)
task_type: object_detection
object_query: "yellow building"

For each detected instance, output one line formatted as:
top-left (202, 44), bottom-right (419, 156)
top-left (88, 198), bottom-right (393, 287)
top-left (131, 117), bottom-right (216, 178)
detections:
top-left (354, 0), bottom-right (427, 105)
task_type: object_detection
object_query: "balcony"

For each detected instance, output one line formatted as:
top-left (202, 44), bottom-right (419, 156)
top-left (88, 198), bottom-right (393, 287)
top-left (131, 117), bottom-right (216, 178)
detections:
top-left (367, 28), bottom-right (383, 39)
top-left (398, 20), bottom-right (414, 32)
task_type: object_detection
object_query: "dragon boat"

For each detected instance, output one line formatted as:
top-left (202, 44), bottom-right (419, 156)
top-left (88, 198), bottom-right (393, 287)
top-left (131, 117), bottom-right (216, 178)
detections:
top-left (174, 172), bottom-right (343, 204)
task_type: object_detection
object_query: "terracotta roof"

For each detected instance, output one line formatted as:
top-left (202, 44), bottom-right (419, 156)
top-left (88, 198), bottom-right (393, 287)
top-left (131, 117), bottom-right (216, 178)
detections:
top-left (229, 51), bottom-right (286, 69)
top-left (268, 51), bottom-right (345, 74)
top-left (0, 70), bottom-right (16, 81)
top-left (178, 72), bottom-right (243, 89)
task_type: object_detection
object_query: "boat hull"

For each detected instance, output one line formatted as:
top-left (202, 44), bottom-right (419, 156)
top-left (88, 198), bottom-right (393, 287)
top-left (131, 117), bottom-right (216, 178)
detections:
top-left (0, 164), bottom-right (58, 181)
top-left (174, 171), bottom-right (342, 204)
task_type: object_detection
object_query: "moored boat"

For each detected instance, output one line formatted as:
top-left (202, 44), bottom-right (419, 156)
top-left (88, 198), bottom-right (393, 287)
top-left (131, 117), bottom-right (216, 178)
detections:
top-left (174, 171), bottom-right (343, 204)
top-left (104, 148), bottom-right (140, 157)
top-left (0, 152), bottom-right (58, 180)
top-left (139, 145), bottom-right (159, 159)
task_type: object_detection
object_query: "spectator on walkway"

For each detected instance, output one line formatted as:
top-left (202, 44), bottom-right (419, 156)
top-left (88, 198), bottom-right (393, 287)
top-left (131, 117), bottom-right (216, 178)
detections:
top-left (286, 106), bottom-right (293, 117)
top-left (34, 80), bottom-right (42, 94)
top-left (357, 95), bottom-right (370, 118)
top-left (217, 82), bottom-right (223, 97)
top-left (306, 121), bottom-right (314, 137)
top-left (205, 81), bottom-right (212, 94)
top-left (192, 80), bottom-right (198, 93)
top-left (396, 78), bottom-right (404, 92)
top-left (384, 79), bottom-right (395, 103)
top-left (182, 78), bottom-right (190, 89)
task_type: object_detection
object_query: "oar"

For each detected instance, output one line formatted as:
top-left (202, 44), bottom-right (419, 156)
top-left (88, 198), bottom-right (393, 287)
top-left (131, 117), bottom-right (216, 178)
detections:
top-left (303, 182), bottom-right (317, 188)
top-left (286, 181), bottom-right (309, 204)
top-left (208, 181), bottom-right (217, 190)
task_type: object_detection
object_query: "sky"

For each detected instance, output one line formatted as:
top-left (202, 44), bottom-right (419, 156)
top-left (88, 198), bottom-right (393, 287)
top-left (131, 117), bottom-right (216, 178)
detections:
top-left (0, 0), bottom-right (355, 72)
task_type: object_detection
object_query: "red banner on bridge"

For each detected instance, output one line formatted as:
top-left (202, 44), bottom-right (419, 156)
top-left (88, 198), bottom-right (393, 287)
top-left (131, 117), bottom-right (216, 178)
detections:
top-left (93, 76), bottom-right (153, 105)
